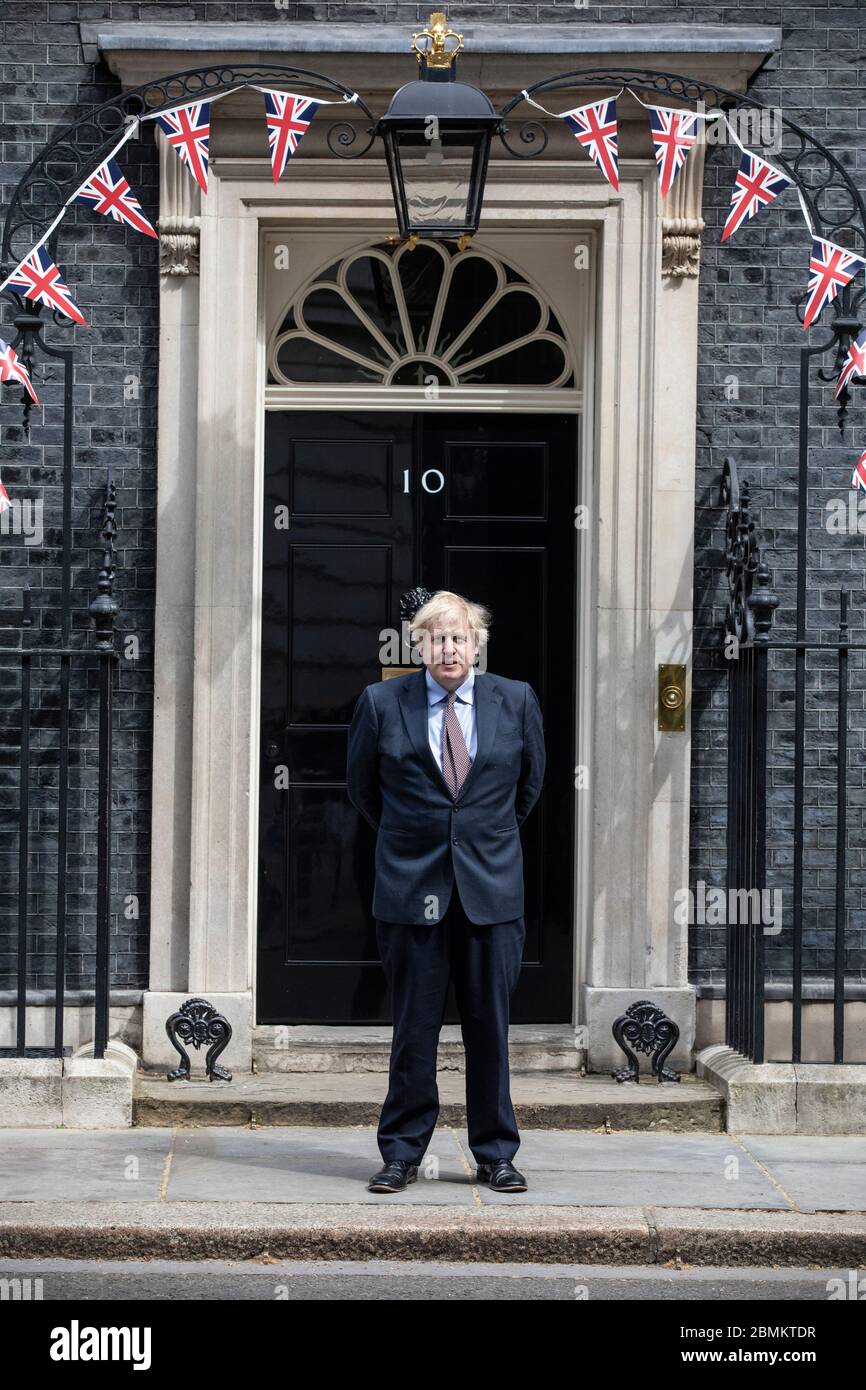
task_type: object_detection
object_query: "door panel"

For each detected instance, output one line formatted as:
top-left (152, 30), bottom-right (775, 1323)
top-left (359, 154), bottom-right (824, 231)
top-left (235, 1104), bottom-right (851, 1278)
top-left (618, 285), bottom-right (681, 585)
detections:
top-left (257, 410), bottom-right (576, 1023)
top-left (421, 414), bottom-right (576, 1019)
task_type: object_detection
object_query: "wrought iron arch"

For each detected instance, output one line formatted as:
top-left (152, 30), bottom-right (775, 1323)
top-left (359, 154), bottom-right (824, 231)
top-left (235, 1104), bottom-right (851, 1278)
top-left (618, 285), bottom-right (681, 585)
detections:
top-left (7, 63), bottom-right (858, 414)
top-left (6, 63), bottom-right (865, 284)
top-left (2, 63), bottom-right (376, 270)
top-left (500, 66), bottom-right (866, 393)
top-left (500, 67), bottom-right (866, 248)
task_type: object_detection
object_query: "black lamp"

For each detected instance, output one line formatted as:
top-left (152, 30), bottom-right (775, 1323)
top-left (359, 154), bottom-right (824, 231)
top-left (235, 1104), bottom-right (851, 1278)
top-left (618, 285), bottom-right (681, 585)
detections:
top-left (377, 12), bottom-right (502, 242)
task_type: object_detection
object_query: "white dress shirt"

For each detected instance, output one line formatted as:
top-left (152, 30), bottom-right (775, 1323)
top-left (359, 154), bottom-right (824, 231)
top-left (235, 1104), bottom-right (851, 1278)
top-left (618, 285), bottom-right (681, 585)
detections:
top-left (425, 665), bottom-right (477, 773)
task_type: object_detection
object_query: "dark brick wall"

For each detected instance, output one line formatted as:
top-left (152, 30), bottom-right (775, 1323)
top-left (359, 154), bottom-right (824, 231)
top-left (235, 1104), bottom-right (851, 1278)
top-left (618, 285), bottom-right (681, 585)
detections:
top-left (1, 2), bottom-right (161, 993)
top-left (0, 2), bottom-right (863, 997)
top-left (689, 2), bottom-right (866, 991)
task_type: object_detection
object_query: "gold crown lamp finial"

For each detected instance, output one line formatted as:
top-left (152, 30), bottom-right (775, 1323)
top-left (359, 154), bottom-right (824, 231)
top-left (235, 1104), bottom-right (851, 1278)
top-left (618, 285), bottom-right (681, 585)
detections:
top-left (412, 11), bottom-right (464, 68)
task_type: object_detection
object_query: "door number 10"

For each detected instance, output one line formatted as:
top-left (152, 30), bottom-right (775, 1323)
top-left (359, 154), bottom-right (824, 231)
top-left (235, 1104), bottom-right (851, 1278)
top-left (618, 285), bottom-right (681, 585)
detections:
top-left (403, 469), bottom-right (445, 494)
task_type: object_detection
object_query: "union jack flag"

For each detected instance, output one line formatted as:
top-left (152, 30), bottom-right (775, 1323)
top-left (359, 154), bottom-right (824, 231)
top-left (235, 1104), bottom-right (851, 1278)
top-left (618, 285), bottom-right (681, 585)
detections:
top-left (562, 98), bottom-right (619, 191)
top-left (721, 150), bottom-right (792, 242)
top-left (73, 157), bottom-right (157, 238)
top-left (0, 479), bottom-right (10, 515)
top-left (804, 238), bottom-right (866, 330)
top-left (648, 106), bottom-right (700, 198)
top-left (261, 90), bottom-right (320, 182)
top-left (0, 244), bottom-right (86, 326)
top-left (0, 338), bottom-right (39, 405)
top-left (155, 101), bottom-right (210, 194)
top-left (852, 447), bottom-right (866, 493)
top-left (835, 327), bottom-right (866, 399)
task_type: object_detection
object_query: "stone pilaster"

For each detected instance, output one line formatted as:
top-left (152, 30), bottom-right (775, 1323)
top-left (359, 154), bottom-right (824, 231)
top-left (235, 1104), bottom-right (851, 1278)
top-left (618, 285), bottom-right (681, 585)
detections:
top-left (661, 135), bottom-right (707, 279)
top-left (157, 129), bottom-right (201, 276)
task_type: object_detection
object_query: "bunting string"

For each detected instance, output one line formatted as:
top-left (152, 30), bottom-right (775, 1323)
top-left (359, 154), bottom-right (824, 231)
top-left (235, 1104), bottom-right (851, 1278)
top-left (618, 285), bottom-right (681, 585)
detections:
top-left (136, 83), bottom-right (359, 122)
top-left (521, 84), bottom-right (822, 245)
top-left (2, 78), bottom-right (865, 511)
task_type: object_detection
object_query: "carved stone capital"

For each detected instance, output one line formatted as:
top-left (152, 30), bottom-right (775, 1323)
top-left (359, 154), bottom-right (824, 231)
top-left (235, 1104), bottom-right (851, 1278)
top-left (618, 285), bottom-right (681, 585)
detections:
top-left (157, 129), bottom-right (201, 276)
top-left (661, 132), bottom-right (707, 279)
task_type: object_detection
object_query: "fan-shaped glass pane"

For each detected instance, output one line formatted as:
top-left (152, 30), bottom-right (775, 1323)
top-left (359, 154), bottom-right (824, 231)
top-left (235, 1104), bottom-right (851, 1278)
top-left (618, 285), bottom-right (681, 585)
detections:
top-left (343, 255), bottom-right (407, 356)
top-left (300, 288), bottom-right (393, 367)
top-left (397, 245), bottom-right (445, 354)
top-left (315, 259), bottom-right (341, 284)
top-left (450, 291), bottom-right (544, 370)
top-left (275, 335), bottom-right (384, 384)
top-left (269, 242), bottom-right (573, 388)
top-left (459, 340), bottom-right (569, 387)
top-left (437, 255), bottom-right (500, 357)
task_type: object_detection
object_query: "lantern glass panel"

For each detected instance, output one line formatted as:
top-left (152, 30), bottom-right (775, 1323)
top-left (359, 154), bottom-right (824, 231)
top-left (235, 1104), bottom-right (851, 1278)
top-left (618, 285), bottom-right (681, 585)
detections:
top-left (394, 130), bottom-right (484, 231)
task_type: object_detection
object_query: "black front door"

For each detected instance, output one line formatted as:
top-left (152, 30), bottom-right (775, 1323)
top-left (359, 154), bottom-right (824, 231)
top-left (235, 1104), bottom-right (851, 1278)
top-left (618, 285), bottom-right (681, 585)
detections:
top-left (258, 410), bottom-right (577, 1023)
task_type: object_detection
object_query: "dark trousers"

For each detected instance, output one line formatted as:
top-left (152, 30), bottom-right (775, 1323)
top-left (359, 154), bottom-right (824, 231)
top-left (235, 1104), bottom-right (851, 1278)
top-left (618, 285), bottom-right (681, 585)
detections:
top-left (375, 892), bottom-right (526, 1165)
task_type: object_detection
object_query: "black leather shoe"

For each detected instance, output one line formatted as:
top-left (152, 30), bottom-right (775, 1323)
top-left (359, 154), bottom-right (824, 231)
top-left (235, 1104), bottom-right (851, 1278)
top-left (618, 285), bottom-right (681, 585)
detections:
top-left (367, 1159), bottom-right (419, 1193)
top-left (476, 1159), bottom-right (527, 1192)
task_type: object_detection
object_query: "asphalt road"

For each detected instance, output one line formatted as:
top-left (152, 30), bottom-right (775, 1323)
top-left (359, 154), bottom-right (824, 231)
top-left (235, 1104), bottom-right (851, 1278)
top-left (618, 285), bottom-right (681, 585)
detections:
top-left (1, 1258), bottom-right (862, 1300)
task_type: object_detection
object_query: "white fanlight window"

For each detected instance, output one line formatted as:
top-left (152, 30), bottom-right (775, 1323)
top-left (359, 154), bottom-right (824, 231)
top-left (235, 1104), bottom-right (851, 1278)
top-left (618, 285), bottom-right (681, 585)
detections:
top-left (267, 240), bottom-right (575, 389)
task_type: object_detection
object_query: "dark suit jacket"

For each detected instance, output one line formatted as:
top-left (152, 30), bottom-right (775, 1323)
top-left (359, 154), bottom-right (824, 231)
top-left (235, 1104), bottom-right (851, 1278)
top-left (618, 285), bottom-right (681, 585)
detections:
top-left (346, 668), bottom-right (546, 925)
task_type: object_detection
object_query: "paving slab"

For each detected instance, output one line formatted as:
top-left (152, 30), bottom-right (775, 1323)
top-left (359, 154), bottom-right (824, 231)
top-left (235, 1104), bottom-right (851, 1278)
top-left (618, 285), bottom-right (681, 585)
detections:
top-left (1, 1126), bottom-right (862, 1212)
top-left (735, 1134), bottom-right (866, 1213)
top-left (466, 1130), bottom-right (787, 1207)
top-left (0, 1129), bottom-right (170, 1202)
top-left (167, 1127), bottom-right (475, 1205)
top-left (166, 1128), bottom-right (786, 1209)
top-left (487, 1130), bottom-right (749, 1170)
top-left (739, 1163), bottom-right (866, 1213)
top-left (739, 1135), bottom-right (866, 1163)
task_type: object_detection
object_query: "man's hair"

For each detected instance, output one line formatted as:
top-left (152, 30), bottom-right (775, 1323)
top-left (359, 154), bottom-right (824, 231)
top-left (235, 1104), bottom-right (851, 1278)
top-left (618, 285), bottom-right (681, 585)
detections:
top-left (410, 590), bottom-right (492, 648)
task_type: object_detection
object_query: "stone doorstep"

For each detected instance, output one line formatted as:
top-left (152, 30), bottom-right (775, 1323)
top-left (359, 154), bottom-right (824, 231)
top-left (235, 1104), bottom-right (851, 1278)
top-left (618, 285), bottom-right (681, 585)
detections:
top-left (252, 1023), bottom-right (584, 1074)
top-left (1, 1202), bottom-right (864, 1267)
top-left (133, 1069), bottom-right (724, 1131)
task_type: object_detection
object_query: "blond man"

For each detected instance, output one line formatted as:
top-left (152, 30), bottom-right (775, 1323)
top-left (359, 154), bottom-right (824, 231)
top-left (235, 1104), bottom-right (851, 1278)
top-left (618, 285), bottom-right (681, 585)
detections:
top-left (347, 591), bottom-right (545, 1193)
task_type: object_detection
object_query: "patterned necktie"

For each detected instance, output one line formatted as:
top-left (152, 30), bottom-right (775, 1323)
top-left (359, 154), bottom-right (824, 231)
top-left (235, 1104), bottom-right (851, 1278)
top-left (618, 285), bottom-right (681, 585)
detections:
top-left (442, 689), bottom-right (472, 798)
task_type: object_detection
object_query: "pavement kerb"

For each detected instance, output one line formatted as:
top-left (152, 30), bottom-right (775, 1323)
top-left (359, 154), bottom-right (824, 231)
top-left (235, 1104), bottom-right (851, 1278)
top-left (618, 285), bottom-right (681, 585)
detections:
top-left (0, 1203), bottom-right (864, 1266)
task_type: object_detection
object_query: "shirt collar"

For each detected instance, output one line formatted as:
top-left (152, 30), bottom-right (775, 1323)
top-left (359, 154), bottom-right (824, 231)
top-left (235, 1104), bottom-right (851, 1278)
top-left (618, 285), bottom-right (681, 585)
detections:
top-left (425, 665), bottom-right (475, 705)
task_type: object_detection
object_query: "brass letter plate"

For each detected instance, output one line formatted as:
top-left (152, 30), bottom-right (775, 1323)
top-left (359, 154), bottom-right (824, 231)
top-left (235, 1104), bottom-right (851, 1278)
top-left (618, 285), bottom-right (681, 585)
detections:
top-left (381, 666), bottom-right (417, 681)
top-left (658, 663), bottom-right (687, 731)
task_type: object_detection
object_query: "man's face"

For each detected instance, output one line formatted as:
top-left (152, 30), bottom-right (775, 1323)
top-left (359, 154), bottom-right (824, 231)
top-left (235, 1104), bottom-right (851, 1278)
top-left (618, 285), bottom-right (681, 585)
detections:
top-left (421, 611), bottom-right (477, 690)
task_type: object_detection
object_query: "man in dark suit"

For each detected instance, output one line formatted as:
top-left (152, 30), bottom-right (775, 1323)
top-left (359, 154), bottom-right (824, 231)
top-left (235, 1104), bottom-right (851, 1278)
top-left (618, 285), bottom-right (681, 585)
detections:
top-left (347, 590), bottom-right (546, 1194)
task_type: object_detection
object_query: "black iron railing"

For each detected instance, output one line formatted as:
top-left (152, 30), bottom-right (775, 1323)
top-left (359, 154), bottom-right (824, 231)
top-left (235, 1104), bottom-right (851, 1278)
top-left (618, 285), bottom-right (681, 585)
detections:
top-left (721, 456), bottom-right (863, 1064)
top-left (0, 311), bottom-right (118, 1057)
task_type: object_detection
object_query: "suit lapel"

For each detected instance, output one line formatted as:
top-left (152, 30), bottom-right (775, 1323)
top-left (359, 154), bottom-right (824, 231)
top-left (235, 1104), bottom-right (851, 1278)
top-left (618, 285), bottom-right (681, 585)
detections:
top-left (399, 668), bottom-right (452, 797)
top-left (459, 671), bottom-right (501, 797)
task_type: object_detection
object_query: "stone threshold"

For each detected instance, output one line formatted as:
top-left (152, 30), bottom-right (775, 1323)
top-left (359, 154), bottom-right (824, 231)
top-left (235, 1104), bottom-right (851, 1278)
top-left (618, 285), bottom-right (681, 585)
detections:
top-left (252, 1023), bottom-right (583, 1074)
top-left (133, 1069), bottom-right (723, 1132)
